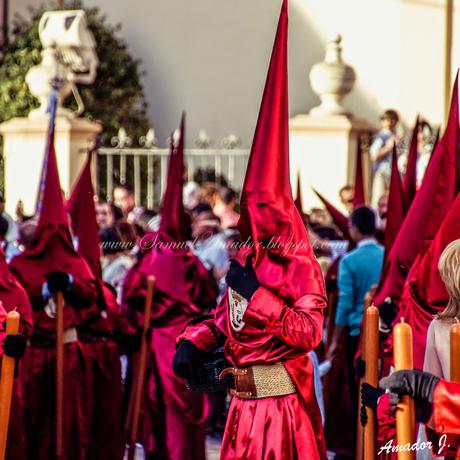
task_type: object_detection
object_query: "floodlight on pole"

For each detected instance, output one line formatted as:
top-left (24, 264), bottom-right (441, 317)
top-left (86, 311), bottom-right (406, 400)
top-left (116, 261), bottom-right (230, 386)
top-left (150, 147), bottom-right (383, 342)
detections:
top-left (25, 10), bottom-right (99, 119)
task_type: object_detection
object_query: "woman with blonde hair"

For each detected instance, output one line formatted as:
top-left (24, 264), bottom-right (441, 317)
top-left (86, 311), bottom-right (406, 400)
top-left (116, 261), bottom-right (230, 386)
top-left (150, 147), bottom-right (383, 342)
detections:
top-left (423, 238), bottom-right (460, 379)
top-left (417, 239), bottom-right (460, 459)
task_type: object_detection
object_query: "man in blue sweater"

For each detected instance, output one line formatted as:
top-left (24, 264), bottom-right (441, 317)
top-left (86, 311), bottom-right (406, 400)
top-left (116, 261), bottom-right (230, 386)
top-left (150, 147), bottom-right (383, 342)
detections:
top-left (332, 205), bottom-right (384, 459)
top-left (335, 206), bottom-right (384, 336)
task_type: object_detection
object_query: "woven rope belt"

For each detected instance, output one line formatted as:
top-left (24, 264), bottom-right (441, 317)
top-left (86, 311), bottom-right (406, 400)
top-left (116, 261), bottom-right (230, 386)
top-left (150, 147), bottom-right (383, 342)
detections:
top-left (219, 362), bottom-right (296, 399)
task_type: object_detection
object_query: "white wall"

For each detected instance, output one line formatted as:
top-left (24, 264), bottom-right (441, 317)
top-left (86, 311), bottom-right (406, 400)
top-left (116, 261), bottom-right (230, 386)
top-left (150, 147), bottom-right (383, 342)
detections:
top-left (9, 0), bottom-right (460, 147)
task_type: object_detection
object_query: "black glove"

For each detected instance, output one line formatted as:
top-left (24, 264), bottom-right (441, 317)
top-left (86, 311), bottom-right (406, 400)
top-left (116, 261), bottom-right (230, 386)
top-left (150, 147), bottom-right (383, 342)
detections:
top-left (356, 356), bottom-right (366, 379)
top-left (360, 404), bottom-right (368, 427)
top-left (45, 271), bottom-right (72, 294)
top-left (225, 256), bottom-right (260, 300)
top-left (379, 370), bottom-right (440, 423)
top-left (173, 340), bottom-right (202, 380)
top-left (379, 299), bottom-right (397, 333)
top-left (2, 333), bottom-right (26, 359)
top-left (361, 382), bottom-right (384, 410)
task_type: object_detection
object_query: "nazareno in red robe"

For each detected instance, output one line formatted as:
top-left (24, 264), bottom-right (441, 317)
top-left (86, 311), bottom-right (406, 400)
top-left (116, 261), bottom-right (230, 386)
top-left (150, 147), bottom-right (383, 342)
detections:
top-left (123, 114), bottom-right (219, 459)
top-left (10, 130), bottom-right (101, 460)
top-left (123, 249), bottom-right (218, 458)
top-left (0, 246), bottom-right (33, 460)
top-left (179, 1), bottom-right (327, 458)
top-left (67, 148), bottom-right (127, 460)
top-left (180, 271), bottom-right (327, 460)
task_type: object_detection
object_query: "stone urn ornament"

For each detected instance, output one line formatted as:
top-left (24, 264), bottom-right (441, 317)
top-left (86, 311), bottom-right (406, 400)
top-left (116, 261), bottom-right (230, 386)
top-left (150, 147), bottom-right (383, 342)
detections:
top-left (309, 34), bottom-right (356, 117)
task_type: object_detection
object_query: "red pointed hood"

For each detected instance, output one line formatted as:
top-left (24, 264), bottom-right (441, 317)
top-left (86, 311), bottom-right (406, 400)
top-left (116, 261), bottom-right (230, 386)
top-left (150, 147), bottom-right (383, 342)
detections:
top-left (374, 74), bottom-right (460, 307)
top-left (398, 192), bottom-right (460, 369)
top-left (294, 171), bottom-right (304, 215)
top-left (402, 116), bottom-right (419, 207)
top-left (383, 147), bottom-right (406, 258)
top-left (129, 114), bottom-right (212, 307)
top-left (159, 113), bottom-right (190, 243)
top-left (312, 188), bottom-right (351, 241)
top-left (37, 139), bottom-right (68, 228)
top-left (238, 0), bottom-right (291, 244)
top-left (353, 141), bottom-right (365, 207)
top-left (10, 126), bottom-right (95, 294)
top-left (237, 0), bottom-right (325, 302)
top-left (67, 149), bottom-right (102, 277)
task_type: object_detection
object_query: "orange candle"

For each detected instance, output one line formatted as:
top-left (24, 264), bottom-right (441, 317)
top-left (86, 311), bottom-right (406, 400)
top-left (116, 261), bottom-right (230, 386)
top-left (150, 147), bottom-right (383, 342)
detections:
top-left (393, 318), bottom-right (415, 460)
top-left (450, 319), bottom-right (460, 382)
top-left (364, 305), bottom-right (379, 460)
top-left (0, 309), bottom-right (20, 460)
top-left (356, 296), bottom-right (374, 460)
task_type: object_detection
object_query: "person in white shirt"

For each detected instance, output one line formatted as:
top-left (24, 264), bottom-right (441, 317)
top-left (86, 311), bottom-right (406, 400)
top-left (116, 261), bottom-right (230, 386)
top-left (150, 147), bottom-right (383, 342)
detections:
top-left (370, 109), bottom-right (402, 208)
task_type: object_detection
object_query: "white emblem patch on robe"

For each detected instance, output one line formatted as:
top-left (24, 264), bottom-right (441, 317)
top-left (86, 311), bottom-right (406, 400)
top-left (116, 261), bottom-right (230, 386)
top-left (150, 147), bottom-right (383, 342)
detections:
top-left (44, 297), bottom-right (57, 319)
top-left (229, 288), bottom-right (248, 332)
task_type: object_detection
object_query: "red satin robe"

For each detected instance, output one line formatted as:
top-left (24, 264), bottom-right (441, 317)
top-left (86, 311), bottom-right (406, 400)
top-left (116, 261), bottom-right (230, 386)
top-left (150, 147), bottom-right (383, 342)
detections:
top-left (432, 380), bottom-right (460, 457)
top-left (75, 282), bottom-right (125, 460)
top-left (124, 251), bottom-right (218, 460)
top-left (10, 264), bottom-right (98, 460)
top-left (0, 252), bottom-right (34, 460)
top-left (376, 393), bottom-right (397, 459)
top-left (180, 286), bottom-right (327, 460)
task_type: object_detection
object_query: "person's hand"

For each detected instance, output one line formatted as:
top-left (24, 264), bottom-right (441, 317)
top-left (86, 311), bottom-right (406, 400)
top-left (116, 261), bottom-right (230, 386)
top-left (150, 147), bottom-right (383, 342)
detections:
top-left (360, 382), bottom-right (384, 426)
top-left (225, 255), bottom-right (260, 301)
top-left (360, 404), bottom-right (368, 427)
top-left (361, 382), bottom-right (384, 410)
top-left (172, 340), bottom-right (202, 380)
top-left (379, 370), bottom-right (439, 402)
top-left (2, 333), bottom-right (26, 359)
top-left (379, 370), bottom-right (440, 423)
top-left (45, 271), bottom-right (72, 294)
top-left (379, 299), bottom-right (397, 333)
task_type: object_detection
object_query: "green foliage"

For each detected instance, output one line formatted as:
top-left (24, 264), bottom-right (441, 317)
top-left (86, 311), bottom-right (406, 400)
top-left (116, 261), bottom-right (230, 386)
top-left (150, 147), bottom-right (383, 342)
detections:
top-left (0, 0), bottom-right (150, 143)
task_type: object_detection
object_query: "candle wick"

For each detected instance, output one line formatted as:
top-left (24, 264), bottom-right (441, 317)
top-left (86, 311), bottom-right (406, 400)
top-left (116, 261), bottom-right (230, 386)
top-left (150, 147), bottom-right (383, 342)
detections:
top-left (400, 317), bottom-right (405, 323)
top-left (455, 316), bottom-right (460, 324)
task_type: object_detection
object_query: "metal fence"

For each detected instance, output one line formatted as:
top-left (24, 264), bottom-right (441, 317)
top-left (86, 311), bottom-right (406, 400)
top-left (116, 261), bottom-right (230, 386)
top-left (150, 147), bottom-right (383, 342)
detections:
top-left (96, 129), bottom-right (249, 208)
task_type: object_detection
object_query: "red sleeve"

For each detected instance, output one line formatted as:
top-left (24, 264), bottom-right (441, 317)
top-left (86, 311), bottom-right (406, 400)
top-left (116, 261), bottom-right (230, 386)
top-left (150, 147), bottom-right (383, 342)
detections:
top-left (433, 380), bottom-right (460, 435)
top-left (178, 316), bottom-right (225, 353)
top-left (376, 393), bottom-right (397, 442)
top-left (242, 287), bottom-right (326, 351)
